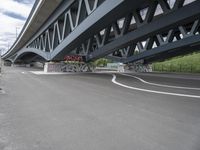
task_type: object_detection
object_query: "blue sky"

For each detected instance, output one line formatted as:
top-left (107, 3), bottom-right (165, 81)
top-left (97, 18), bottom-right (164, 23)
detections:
top-left (0, 0), bottom-right (35, 55)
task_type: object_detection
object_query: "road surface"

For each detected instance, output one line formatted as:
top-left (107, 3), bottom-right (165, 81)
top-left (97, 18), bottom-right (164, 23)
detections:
top-left (0, 66), bottom-right (200, 150)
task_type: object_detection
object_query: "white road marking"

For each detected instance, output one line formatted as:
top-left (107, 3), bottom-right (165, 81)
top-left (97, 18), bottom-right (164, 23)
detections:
top-left (121, 74), bottom-right (200, 91)
top-left (112, 74), bottom-right (200, 99)
top-left (30, 71), bottom-right (82, 75)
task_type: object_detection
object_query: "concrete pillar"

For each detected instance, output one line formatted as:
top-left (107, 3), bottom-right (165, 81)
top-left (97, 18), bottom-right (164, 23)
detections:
top-left (44, 62), bottom-right (62, 73)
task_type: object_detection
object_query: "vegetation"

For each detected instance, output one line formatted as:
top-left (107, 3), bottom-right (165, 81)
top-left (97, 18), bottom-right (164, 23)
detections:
top-left (152, 52), bottom-right (200, 73)
top-left (93, 58), bottom-right (112, 67)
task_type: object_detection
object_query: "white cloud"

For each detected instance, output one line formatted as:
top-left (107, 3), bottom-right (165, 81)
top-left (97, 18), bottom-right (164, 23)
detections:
top-left (0, 0), bottom-right (35, 55)
top-left (0, 0), bottom-right (32, 18)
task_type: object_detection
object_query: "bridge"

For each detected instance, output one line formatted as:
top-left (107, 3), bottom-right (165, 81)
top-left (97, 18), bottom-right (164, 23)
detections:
top-left (1, 1), bottom-right (200, 148)
top-left (2, 0), bottom-right (200, 64)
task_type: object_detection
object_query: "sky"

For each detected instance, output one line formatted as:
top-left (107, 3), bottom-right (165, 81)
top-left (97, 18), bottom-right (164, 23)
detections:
top-left (0, 0), bottom-right (35, 55)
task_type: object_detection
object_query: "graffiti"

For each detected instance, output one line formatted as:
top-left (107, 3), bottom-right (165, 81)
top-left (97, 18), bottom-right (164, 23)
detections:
top-left (61, 63), bottom-right (94, 72)
top-left (64, 55), bottom-right (83, 62)
top-left (125, 63), bottom-right (152, 72)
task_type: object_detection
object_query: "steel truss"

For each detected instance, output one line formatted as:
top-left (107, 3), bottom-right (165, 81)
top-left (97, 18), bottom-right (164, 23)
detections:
top-left (75, 0), bottom-right (199, 63)
top-left (27, 0), bottom-right (105, 52)
top-left (9, 0), bottom-right (200, 63)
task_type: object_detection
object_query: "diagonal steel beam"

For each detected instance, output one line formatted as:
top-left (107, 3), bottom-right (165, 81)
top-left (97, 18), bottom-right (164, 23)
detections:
top-left (122, 34), bottom-right (200, 63)
top-left (86, 1), bottom-right (200, 61)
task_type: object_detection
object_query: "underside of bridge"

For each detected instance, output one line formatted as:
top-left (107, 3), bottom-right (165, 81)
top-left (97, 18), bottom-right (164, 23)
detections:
top-left (14, 52), bottom-right (46, 64)
top-left (2, 0), bottom-right (200, 64)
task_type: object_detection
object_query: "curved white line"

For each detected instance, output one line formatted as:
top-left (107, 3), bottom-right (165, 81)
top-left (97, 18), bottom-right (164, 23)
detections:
top-left (112, 74), bottom-right (200, 99)
top-left (121, 74), bottom-right (200, 91)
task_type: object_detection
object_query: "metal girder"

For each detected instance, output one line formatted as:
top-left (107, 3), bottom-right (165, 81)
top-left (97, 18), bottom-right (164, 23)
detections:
top-left (27, 0), bottom-right (103, 52)
top-left (13, 48), bottom-right (51, 63)
top-left (3, 0), bottom-right (200, 64)
top-left (24, 0), bottom-right (128, 60)
top-left (123, 34), bottom-right (200, 63)
top-left (86, 0), bottom-right (200, 62)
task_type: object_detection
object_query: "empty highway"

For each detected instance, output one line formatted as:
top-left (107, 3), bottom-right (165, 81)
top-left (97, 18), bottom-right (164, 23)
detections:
top-left (0, 66), bottom-right (200, 150)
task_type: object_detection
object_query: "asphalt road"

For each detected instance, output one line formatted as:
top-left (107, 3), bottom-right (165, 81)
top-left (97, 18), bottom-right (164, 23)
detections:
top-left (0, 66), bottom-right (200, 150)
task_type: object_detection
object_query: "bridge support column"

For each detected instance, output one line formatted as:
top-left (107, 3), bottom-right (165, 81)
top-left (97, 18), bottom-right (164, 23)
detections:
top-left (44, 62), bottom-right (63, 73)
top-left (61, 62), bottom-right (94, 72)
top-left (3, 60), bottom-right (12, 66)
top-left (44, 62), bottom-right (94, 73)
top-left (124, 61), bottom-right (152, 73)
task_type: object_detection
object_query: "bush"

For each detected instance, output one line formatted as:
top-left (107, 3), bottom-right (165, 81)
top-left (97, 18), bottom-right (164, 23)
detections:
top-left (152, 52), bottom-right (200, 73)
top-left (93, 58), bottom-right (112, 67)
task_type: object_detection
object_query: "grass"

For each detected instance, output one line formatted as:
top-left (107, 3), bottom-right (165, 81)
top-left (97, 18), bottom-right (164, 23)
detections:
top-left (152, 52), bottom-right (200, 73)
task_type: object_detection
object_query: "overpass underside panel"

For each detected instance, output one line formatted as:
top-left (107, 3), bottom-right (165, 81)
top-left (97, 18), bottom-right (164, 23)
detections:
top-left (14, 52), bottom-right (46, 64)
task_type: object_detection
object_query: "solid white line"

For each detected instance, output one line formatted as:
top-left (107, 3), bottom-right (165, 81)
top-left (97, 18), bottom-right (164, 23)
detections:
top-left (29, 71), bottom-right (83, 75)
top-left (112, 74), bottom-right (200, 99)
top-left (121, 74), bottom-right (200, 91)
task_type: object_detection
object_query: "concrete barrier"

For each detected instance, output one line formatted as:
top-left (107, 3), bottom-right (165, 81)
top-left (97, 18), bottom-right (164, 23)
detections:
top-left (44, 62), bottom-right (62, 73)
top-left (44, 62), bottom-right (94, 73)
